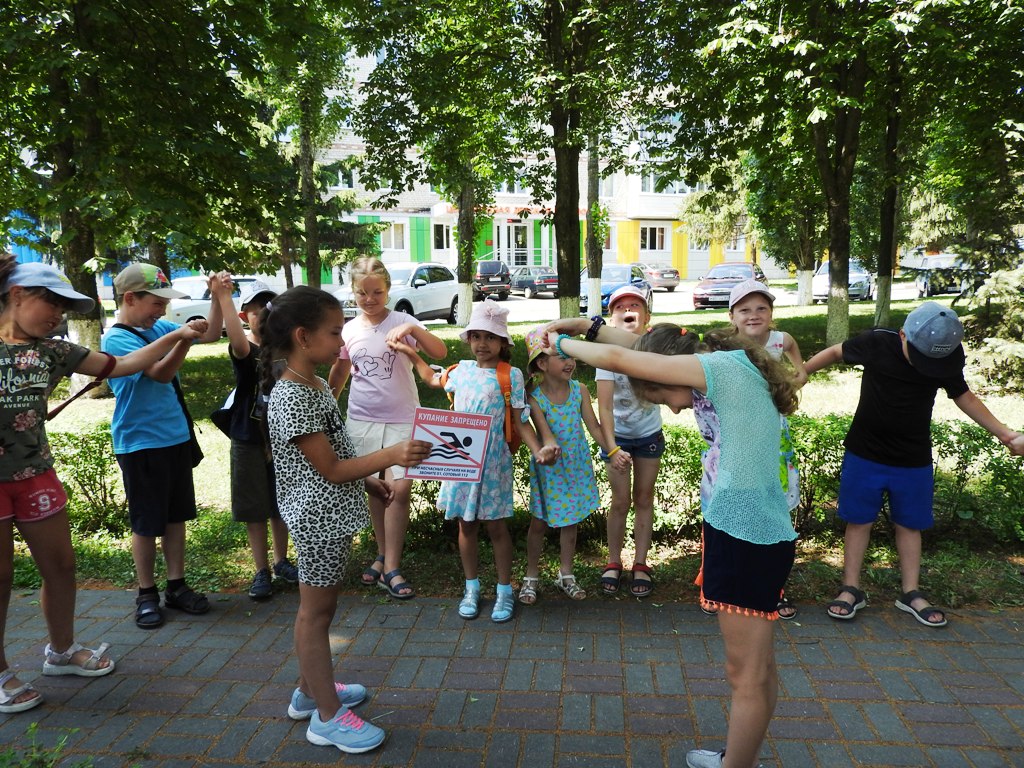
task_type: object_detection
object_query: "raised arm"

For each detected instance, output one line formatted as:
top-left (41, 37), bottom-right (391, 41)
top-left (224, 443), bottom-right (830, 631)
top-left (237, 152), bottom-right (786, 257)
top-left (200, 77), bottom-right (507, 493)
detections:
top-left (195, 273), bottom-right (226, 344)
top-left (213, 272), bottom-right (249, 359)
top-left (390, 339), bottom-right (443, 387)
top-left (75, 325), bottom-right (202, 378)
top-left (804, 343), bottom-right (845, 376)
top-left (545, 332), bottom-right (707, 391)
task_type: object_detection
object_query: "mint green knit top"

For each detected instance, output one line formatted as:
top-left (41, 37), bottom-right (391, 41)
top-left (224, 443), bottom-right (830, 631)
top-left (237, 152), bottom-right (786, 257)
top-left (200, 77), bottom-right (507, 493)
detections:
top-left (697, 351), bottom-right (797, 545)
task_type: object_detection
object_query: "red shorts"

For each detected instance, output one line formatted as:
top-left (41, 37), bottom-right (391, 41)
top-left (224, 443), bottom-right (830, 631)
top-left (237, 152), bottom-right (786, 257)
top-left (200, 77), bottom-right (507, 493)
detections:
top-left (0, 469), bottom-right (68, 523)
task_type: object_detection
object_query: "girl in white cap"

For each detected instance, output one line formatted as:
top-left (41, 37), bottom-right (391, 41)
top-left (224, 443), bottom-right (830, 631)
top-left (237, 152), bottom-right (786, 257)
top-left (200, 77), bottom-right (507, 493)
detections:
top-left (0, 253), bottom-right (203, 714)
top-left (417, 301), bottom-right (555, 623)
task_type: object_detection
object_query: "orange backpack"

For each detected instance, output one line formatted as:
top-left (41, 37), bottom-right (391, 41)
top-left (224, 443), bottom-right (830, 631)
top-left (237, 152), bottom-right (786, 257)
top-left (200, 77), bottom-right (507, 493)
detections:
top-left (440, 361), bottom-right (523, 454)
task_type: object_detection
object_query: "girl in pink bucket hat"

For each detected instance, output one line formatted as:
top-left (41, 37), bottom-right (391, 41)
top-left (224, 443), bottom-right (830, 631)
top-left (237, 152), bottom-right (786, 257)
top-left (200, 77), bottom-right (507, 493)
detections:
top-left (402, 301), bottom-right (556, 623)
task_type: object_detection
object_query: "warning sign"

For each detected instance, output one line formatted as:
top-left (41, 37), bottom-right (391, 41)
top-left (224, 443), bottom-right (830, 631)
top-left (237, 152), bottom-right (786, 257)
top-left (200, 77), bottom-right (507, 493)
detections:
top-left (405, 407), bottom-right (493, 483)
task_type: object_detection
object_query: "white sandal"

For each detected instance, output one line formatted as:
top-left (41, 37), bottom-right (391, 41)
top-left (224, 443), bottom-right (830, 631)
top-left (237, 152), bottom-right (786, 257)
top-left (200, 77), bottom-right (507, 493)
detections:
top-left (558, 572), bottom-right (587, 601)
top-left (518, 576), bottom-right (540, 605)
top-left (42, 642), bottom-right (115, 677)
top-left (0, 669), bottom-right (43, 714)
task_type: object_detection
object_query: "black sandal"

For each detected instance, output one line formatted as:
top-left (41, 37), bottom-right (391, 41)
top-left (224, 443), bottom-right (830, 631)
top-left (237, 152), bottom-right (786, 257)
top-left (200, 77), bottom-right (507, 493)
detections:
top-left (777, 597), bottom-right (798, 621)
top-left (895, 590), bottom-right (947, 628)
top-left (361, 555), bottom-right (384, 587)
top-left (826, 585), bottom-right (866, 621)
top-left (164, 585), bottom-right (210, 615)
top-left (378, 570), bottom-right (415, 600)
top-left (630, 564), bottom-right (654, 598)
top-left (600, 562), bottom-right (622, 596)
top-left (135, 595), bottom-right (164, 629)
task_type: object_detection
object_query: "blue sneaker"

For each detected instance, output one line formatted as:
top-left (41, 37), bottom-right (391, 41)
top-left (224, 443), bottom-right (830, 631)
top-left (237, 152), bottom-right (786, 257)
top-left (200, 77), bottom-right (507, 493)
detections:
top-left (306, 706), bottom-right (385, 753)
top-left (288, 682), bottom-right (367, 720)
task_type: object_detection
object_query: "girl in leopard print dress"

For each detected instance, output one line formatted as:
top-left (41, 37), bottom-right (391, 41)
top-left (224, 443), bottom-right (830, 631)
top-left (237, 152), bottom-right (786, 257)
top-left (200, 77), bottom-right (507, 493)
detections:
top-left (261, 286), bottom-right (429, 754)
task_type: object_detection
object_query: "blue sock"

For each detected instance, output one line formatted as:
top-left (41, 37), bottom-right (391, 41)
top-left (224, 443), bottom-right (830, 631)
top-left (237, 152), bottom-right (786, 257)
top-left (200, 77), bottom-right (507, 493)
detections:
top-left (465, 578), bottom-right (480, 592)
top-left (496, 583), bottom-right (513, 596)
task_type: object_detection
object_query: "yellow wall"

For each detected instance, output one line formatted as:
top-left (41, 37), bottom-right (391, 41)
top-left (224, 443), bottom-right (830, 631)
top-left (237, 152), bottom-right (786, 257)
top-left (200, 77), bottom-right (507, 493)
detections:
top-left (671, 221), bottom-right (688, 274)
top-left (617, 221), bottom-right (639, 263)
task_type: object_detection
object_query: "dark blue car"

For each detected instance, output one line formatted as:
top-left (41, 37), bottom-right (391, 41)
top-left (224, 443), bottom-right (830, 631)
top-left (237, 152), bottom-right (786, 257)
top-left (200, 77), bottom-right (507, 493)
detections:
top-left (579, 263), bottom-right (653, 314)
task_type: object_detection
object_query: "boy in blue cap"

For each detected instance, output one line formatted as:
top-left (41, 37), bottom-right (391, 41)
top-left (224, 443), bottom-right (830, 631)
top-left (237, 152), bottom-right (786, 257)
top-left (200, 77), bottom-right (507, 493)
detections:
top-left (805, 302), bottom-right (1022, 627)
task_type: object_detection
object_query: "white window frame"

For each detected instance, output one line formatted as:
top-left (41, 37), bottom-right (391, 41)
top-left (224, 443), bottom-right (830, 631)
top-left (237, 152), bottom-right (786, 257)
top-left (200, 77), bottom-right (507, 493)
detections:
top-left (380, 222), bottom-right (406, 251)
top-left (639, 225), bottom-right (667, 251)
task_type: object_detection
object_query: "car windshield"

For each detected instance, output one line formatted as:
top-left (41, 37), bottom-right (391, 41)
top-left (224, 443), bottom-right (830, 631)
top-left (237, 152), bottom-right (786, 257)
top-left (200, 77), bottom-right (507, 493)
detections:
top-left (388, 267), bottom-right (415, 284)
top-left (601, 265), bottom-right (631, 283)
top-left (706, 264), bottom-right (752, 280)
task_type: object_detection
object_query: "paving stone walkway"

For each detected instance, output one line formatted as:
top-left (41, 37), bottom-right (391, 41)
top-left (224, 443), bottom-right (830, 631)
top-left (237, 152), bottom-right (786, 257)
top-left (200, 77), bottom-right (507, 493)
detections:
top-left (2, 588), bottom-right (1022, 767)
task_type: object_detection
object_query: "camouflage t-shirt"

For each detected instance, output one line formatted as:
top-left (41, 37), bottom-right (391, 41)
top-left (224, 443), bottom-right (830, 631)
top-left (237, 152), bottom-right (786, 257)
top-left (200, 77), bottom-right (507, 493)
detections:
top-left (0, 338), bottom-right (90, 482)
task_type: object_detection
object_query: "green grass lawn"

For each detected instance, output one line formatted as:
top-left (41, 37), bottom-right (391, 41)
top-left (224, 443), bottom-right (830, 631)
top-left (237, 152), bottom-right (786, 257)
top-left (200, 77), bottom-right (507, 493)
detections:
top-left (31, 298), bottom-right (1024, 610)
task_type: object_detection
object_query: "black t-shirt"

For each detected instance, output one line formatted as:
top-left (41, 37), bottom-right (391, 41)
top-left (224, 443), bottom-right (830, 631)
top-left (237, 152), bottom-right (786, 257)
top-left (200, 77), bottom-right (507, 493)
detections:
top-left (842, 329), bottom-right (969, 467)
top-left (227, 342), bottom-right (269, 445)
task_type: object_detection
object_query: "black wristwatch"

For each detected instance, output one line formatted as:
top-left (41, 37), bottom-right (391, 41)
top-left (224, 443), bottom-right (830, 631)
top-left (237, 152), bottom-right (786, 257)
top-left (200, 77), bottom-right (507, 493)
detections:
top-left (585, 315), bottom-right (606, 342)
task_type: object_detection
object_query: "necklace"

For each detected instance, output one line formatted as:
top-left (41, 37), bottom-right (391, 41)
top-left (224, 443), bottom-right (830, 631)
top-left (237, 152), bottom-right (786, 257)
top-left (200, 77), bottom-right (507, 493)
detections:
top-left (285, 365), bottom-right (322, 389)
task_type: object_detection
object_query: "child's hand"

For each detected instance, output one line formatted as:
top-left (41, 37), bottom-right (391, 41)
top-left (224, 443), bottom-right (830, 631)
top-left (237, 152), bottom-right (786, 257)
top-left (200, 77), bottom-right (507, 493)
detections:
top-left (1006, 432), bottom-right (1024, 457)
top-left (208, 271), bottom-right (232, 297)
top-left (388, 339), bottom-right (416, 358)
top-left (385, 322), bottom-right (417, 345)
top-left (365, 476), bottom-right (394, 506)
top-left (611, 449), bottom-right (632, 472)
top-left (535, 443), bottom-right (559, 465)
top-left (186, 319), bottom-right (209, 336)
top-left (175, 324), bottom-right (203, 342)
top-left (392, 439), bottom-right (432, 468)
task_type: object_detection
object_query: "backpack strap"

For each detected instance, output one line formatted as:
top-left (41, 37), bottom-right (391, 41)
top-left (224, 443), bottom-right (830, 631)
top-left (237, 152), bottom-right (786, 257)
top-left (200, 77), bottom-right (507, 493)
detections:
top-left (496, 361), bottom-right (514, 447)
top-left (439, 363), bottom-right (460, 409)
top-left (46, 352), bottom-right (117, 421)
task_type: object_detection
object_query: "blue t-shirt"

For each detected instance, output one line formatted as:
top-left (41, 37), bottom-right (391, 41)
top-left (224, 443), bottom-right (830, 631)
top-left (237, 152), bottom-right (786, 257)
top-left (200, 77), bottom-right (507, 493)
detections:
top-left (697, 350), bottom-right (796, 545)
top-left (101, 319), bottom-right (189, 454)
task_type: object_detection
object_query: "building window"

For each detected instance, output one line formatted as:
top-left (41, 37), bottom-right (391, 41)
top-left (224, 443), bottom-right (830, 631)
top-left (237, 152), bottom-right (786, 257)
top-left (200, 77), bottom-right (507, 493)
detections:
top-left (433, 224), bottom-right (451, 250)
top-left (337, 168), bottom-right (354, 189)
top-left (498, 179), bottom-right (527, 194)
top-left (640, 174), bottom-right (700, 195)
top-left (640, 226), bottom-right (666, 251)
top-left (599, 175), bottom-right (615, 197)
top-left (381, 222), bottom-right (405, 250)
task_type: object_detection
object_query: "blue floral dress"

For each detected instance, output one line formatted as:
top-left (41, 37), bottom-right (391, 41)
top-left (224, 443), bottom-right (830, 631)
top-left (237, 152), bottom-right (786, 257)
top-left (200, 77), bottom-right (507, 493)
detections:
top-left (438, 361), bottom-right (526, 521)
top-left (529, 381), bottom-right (599, 527)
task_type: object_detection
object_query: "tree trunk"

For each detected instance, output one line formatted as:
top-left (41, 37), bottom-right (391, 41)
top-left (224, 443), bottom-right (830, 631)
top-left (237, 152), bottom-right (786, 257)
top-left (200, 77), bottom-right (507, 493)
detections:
top-left (456, 181), bottom-right (477, 326)
top-left (299, 99), bottom-right (321, 289)
top-left (148, 238), bottom-right (171, 277)
top-left (875, 51), bottom-right (903, 329)
top-left (584, 134), bottom-right (603, 317)
top-left (51, 58), bottom-right (106, 396)
top-left (796, 269), bottom-right (814, 306)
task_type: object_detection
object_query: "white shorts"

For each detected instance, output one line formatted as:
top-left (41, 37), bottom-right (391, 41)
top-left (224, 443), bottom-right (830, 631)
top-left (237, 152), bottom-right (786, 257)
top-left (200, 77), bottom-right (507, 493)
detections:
top-left (346, 419), bottom-right (414, 480)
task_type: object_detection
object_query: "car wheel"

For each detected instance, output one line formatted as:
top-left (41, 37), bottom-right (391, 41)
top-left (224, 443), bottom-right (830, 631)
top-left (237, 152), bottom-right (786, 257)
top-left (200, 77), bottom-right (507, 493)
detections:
top-left (498, 292), bottom-right (509, 301)
top-left (187, 315), bottom-right (206, 323)
top-left (523, 286), bottom-right (534, 300)
top-left (666, 286), bottom-right (676, 292)
top-left (552, 292), bottom-right (559, 299)
top-left (447, 297), bottom-right (458, 325)
top-left (395, 300), bottom-right (414, 317)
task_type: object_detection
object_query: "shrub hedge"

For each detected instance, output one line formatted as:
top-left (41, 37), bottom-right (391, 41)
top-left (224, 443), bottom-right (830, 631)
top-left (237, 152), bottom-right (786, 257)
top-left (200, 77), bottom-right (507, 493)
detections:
top-left (50, 416), bottom-right (1024, 547)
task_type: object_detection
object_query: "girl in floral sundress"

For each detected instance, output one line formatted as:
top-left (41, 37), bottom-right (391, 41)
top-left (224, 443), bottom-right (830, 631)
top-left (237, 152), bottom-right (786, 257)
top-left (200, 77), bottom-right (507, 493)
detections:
top-left (518, 327), bottom-right (622, 604)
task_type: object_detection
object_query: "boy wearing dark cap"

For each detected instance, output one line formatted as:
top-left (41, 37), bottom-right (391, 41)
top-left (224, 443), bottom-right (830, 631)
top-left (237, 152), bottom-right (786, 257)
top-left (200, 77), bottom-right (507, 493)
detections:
top-left (102, 264), bottom-right (225, 629)
top-left (805, 302), bottom-right (1021, 628)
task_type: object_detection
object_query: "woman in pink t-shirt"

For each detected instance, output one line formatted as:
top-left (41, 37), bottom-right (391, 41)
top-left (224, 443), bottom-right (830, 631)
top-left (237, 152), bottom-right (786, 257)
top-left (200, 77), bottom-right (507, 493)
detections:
top-left (328, 258), bottom-right (446, 598)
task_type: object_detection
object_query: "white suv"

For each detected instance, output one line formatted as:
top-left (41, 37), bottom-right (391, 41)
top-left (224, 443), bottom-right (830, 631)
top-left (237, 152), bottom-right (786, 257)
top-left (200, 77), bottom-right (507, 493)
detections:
top-left (333, 262), bottom-right (459, 323)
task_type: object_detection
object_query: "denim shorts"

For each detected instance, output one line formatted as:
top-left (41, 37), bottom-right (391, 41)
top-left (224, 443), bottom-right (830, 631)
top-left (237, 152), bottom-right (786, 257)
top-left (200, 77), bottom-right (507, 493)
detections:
top-left (609, 430), bottom-right (665, 461)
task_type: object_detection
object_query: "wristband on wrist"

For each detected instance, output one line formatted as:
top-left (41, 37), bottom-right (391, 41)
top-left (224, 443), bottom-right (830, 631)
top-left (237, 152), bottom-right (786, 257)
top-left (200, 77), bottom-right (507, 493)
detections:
top-left (606, 445), bottom-right (621, 458)
top-left (585, 315), bottom-right (606, 342)
top-left (554, 333), bottom-right (571, 359)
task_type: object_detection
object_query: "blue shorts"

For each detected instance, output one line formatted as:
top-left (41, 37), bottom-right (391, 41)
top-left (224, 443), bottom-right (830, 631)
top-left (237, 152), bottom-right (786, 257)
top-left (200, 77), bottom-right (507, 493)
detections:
top-left (838, 451), bottom-right (934, 530)
top-left (609, 430), bottom-right (665, 461)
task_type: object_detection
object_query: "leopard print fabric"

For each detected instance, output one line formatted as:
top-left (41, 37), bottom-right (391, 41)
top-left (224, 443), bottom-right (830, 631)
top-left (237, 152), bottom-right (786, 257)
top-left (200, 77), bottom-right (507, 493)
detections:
top-left (267, 378), bottom-right (367, 587)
